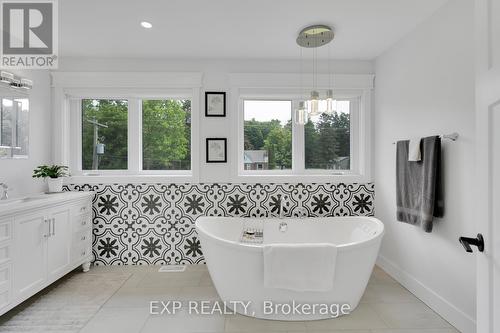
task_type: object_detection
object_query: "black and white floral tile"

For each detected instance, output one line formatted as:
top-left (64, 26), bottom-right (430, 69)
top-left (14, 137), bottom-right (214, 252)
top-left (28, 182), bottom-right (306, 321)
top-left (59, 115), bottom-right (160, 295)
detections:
top-left (65, 183), bottom-right (375, 266)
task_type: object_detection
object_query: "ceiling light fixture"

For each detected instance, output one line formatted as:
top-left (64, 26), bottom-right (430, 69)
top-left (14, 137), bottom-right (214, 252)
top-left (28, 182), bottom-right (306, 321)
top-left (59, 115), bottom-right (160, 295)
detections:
top-left (295, 25), bottom-right (336, 125)
top-left (140, 21), bottom-right (153, 29)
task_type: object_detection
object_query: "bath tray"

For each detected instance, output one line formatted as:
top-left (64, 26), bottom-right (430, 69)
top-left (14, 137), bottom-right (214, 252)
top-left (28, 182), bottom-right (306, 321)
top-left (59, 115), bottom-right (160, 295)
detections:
top-left (240, 228), bottom-right (264, 244)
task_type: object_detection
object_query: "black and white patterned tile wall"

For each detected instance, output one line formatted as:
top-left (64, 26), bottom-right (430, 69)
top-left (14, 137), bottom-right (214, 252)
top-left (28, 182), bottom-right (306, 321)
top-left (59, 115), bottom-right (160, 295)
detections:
top-left (65, 183), bottom-right (374, 266)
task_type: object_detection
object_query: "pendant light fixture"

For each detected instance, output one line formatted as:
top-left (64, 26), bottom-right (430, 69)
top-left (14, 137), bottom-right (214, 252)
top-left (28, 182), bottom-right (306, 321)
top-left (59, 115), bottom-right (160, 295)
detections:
top-left (295, 45), bottom-right (308, 124)
top-left (309, 90), bottom-right (320, 116)
top-left (296, 101), bottom-right (308, 124)
top-left (324, 31), bottom-right (336, 115)
top-left (295, 25), bottom-right (336, 124)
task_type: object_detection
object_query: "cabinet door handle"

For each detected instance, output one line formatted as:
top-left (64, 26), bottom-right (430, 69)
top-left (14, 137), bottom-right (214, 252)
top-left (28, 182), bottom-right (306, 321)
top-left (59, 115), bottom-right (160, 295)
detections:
top-left (51, 218), bottom-right (56, 236)
top-left (44, 219), bottom-right (50, 238)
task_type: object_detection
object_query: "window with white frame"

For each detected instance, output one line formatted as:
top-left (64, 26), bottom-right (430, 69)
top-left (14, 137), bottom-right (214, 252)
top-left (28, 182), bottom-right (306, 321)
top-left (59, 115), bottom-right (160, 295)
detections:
top-left (75, 96), bottom-right (192, 174)
top-left (241, 94), bottom-right (360, 175)
top-left (142, 99), bottom-right (191, 170)
top-left (243, 100), bottom-right (292, 171)
top-left (304, 100), bottom-right (352, 170)
top-left (82, 99), bottom-right (128, 170)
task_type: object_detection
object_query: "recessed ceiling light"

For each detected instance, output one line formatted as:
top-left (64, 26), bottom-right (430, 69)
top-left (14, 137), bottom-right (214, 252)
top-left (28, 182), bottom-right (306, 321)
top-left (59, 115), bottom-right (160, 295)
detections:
top-left (140, 21), bottom-right (152, 29)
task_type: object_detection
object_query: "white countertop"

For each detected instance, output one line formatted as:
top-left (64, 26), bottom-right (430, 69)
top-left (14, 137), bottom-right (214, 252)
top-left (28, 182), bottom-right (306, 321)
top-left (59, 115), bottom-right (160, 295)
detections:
top-left (0, 191), bottom-right (94, 217)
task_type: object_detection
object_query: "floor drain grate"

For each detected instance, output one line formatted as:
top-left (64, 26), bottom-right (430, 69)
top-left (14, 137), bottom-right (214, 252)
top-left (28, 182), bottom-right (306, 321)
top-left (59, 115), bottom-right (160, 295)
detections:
top-left (158, 265), bottom-right (186, 273)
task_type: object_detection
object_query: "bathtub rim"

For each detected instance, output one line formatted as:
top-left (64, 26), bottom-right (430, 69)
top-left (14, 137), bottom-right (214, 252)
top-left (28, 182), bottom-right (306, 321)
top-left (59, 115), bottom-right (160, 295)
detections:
top-left (195, 216), bottom-right (384, 253)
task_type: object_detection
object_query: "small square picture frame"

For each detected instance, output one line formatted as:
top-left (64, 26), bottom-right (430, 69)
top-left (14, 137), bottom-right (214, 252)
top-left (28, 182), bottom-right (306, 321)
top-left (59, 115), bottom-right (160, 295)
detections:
top-left (205, 92), bottom-right (226, 117)
top-left (206, 138), bottom-right (227, 163)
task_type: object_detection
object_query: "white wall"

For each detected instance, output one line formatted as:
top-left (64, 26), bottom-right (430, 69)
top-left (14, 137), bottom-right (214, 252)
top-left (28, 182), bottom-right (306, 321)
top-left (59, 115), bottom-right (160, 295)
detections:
top-left (0, 70), bottom-right (52, 196)
top-left (374, 0), bottom-right (475, 332)
top-left (57, 58), bottom-right (374, 183)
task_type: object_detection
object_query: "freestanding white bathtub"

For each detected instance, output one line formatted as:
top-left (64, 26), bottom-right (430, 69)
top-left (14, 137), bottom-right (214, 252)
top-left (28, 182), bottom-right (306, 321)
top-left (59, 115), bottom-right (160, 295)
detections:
top-left (196, 216), bottom-right (384, 321)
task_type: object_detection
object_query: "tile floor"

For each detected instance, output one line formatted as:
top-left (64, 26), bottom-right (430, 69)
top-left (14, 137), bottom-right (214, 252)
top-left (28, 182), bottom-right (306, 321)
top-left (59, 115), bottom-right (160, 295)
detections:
top-left (4, 265), bottom-right (460, 333)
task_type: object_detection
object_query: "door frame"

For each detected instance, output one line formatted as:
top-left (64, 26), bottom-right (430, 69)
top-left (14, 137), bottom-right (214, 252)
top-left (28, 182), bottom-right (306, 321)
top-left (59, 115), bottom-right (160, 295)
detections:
top-left (475, 0), bottom-right (500, 332)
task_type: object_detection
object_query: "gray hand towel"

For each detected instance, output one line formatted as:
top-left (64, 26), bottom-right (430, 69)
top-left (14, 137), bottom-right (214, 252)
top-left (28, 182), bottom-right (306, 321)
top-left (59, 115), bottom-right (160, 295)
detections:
top-left (396, 136), bottom-right (443, 232)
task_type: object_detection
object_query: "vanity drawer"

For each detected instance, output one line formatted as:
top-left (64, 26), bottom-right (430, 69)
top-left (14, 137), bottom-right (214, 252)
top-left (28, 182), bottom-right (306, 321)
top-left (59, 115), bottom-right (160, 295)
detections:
top-left (0, 220), bottom-right (12, 243)
top-left (0, 289), bottom-right (10, 311)
top-left (71, 200), bottom-right (92, 216)
top-left (0, 263), bottom-right (12, 293)
top-left (0, 243), bottom-right (11, 265)
top-left (72, 244), bottom-right (92, 263)
top-left (74, 228), bottom-right (92, 245)
top-left (73, 213), bottom-right (92, 232)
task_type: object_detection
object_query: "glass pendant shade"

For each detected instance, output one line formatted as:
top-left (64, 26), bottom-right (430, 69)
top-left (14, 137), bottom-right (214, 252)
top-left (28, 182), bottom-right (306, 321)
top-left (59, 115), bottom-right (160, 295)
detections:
top-left (325, 89), bottom-right (334, 114)
top-left (295, 101), bottom-right (308, 125)
top-left (309, 91), bottom-right (320, 116)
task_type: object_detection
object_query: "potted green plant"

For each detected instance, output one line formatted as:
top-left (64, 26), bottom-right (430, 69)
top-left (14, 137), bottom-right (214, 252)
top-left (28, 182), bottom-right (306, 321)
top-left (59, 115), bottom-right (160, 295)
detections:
top-left (32, 165), bottom-right (69, 193)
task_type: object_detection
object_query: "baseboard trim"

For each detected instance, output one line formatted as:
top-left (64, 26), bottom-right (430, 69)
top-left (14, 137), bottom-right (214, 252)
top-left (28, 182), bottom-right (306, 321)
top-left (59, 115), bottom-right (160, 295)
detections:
top-left (376, 255), bottom-right (476, 333)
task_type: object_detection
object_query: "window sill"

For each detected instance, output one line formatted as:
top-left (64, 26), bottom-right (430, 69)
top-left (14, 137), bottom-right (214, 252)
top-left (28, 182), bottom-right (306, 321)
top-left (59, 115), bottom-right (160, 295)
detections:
top-left (64, 173), bottom-right (371, 185)
top-left (233, 173), bottom-right (372, 184)
top-left (66, 174), bottom-right (196, 184)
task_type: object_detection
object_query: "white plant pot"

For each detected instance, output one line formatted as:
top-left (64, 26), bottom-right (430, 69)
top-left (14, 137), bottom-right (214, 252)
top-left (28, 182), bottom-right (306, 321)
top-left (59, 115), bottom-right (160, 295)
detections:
top-left (47, 178), bottom-right (63, 193)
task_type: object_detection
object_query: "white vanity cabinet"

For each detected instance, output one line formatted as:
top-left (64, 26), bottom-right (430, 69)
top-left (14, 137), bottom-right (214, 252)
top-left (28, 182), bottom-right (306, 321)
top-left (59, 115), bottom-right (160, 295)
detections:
top-left (0, 192), bottom-right (93, 316)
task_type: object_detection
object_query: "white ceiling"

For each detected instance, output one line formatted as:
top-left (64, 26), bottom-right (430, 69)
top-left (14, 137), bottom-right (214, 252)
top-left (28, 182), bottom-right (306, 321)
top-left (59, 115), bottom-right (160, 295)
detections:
top-left (59, 0), bottom-right (449, 60)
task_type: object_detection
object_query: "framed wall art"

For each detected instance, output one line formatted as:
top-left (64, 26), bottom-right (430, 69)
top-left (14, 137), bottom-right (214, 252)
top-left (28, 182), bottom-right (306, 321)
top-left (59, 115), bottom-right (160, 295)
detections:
top-left (205, 91), bottom-right (226, 117)
top-left (206, 138), bottom-right (227, 163)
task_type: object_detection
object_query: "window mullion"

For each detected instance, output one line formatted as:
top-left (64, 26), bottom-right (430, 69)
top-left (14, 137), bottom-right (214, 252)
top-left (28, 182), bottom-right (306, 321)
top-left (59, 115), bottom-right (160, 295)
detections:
top-left (350, 97), bottom-right (360, 174)
top-left (292, 100), bottom-right (305, 174)
top-left (128, 98), bottom-right (142, 173)
top-left (71, 98), bottom-right (82, 174)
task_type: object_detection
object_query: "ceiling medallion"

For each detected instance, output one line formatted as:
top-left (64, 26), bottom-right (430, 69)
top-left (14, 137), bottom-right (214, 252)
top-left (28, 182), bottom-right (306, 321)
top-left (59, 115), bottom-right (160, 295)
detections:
top-left (296, 25), bottom-right (334, 48)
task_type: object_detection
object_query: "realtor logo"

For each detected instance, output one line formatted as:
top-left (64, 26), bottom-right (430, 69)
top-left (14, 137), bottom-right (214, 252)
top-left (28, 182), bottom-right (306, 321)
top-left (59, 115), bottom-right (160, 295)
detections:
top-left (1, 0), bottom-right (58, 69)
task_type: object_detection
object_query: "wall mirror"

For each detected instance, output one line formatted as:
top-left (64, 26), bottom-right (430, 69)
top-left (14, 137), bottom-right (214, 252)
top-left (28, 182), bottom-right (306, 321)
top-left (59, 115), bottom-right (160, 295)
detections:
top-left (0, 87), bottom-right (29, 159)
